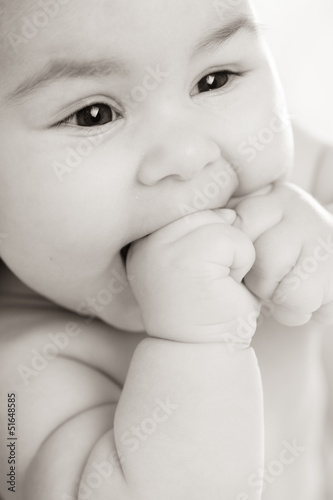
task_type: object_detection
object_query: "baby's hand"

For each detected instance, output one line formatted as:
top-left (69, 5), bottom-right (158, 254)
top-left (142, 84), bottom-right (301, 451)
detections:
top-left (127, 210), bottom-right (259, 345)
top-left (232, 183), bottom-right (333, 326)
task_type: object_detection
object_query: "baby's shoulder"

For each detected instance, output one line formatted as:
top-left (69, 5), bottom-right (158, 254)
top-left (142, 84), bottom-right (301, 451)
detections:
top-left (0, 261), bottom-right (143, 386)
top-left (0, 277), bottom-right (144, 492)
top-left (0, 300), bottom-right (143, 391)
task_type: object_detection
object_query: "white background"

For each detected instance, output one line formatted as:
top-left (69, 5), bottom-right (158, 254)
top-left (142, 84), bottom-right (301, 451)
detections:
top-left (253, 0), bottom-right (333, 144)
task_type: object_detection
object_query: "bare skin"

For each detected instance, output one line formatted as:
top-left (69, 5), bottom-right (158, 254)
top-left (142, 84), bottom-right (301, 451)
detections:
top-left (0, 0), bottom-right (332, 497)
top-left (1, 125), bottom-right (332, 499)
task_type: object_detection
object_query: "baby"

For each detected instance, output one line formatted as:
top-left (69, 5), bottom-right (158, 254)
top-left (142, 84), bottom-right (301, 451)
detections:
top-left (0, 0), bottom-right (332, 499)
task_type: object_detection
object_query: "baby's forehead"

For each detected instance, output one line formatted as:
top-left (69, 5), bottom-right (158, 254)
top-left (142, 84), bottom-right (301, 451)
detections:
top-left (0, 0), bottom-right (253, 37)
top-left (0, 0), bottom-right (25, 23)
top-left (0, 0), bottom-right (255, 81)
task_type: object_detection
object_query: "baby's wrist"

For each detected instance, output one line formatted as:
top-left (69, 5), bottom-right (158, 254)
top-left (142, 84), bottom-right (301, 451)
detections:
top-left (143, 314), bottom-right (256, 349)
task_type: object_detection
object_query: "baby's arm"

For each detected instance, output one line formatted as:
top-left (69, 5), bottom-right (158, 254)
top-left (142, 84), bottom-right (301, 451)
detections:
top-left (2, 211), bottom-right (264, 500)
top-left (114, 210), bottom-right (263, 498)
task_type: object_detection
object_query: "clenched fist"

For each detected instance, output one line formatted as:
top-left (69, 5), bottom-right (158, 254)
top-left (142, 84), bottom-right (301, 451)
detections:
top-left (127, 209), bottom-right (259, 345)
top-left (232, 182), bottom-right (333, 326)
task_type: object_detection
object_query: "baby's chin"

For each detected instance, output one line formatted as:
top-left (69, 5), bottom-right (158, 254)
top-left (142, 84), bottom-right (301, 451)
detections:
top-left (84, 248), bottom-right (146, 333)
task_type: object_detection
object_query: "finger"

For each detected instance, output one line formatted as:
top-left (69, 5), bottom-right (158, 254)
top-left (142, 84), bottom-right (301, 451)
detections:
top-left (152, 209), bottom-right (237, 243)
top-left (226, 184), bottom-right (274, 209)
top-left (272, 250), bottom-right (326, 314)
top-left (130, 209), bottom-right (254, 283)
top-left (232, 188), bottom-right (284, 243)
top-left (312, 302), bottom-right (333, 325)
top-left (175, 223), bottom-right (255, 283)
top-left (272, 304), bottom-right (312, 327)
top-left (244, 224), bottom-right (302, 300)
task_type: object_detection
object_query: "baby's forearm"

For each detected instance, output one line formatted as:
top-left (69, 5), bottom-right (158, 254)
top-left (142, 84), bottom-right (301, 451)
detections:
top-left (84, 338), bottom-right (264, 500)
top-left (96, 210), bottom-right (265, 498)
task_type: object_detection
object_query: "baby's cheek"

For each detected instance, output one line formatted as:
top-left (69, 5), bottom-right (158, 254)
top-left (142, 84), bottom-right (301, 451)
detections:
top-left (232, 114), bottom-right (294, 196)
top-left (222, 64), bottom-right (294, 196)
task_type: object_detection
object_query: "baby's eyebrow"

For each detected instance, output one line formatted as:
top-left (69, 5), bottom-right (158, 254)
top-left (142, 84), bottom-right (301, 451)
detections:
top-left (6, 15), bottom-right (259, 103)
top-left (191, 15), bottom-right (261, 58)
top-left (7, 58), bottom-right (128, 102)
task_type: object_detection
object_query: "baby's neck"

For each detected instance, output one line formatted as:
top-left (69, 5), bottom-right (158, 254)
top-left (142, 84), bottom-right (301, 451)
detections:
top-left (0, 260), bottom-right (60, 311)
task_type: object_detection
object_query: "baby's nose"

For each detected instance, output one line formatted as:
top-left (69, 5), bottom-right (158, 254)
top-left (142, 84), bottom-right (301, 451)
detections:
top-left (137, 124), bottom-right (221, 186)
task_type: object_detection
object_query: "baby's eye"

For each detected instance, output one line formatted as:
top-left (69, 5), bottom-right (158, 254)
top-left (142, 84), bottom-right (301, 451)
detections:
top-left (194, 71), bottom-right (235, 94)
top-left (60, 103), bottom-right (120, 128)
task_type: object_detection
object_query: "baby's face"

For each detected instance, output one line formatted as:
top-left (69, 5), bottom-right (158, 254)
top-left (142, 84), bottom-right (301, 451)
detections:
top-left (0, 0), bottom-right (293, 331)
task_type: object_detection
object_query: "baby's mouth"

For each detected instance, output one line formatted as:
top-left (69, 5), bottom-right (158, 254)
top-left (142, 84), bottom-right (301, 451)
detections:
top-left (227, 183), bottom-right (275, 208)
top-left (119, 171), bottom-right (242, 266)
top-left (120, 196), bottom-right (238, 265)
top-left (121, 243), bottom-right (131, 264)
